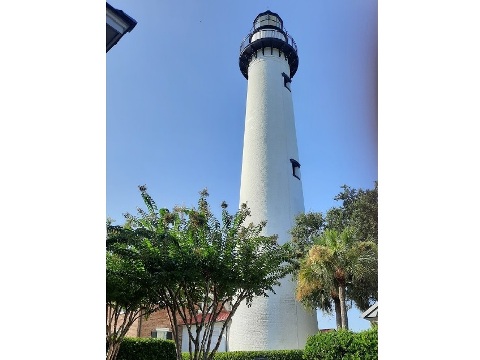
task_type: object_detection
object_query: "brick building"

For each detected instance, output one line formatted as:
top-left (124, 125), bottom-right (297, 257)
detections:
top-left (126, 309), bottom-right (181, 341)
top-left (124, 306), bottom-right (231, 353)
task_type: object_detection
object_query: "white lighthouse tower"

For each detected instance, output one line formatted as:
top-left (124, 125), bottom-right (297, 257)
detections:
top-left (228, 11), bottom-right (318, 351)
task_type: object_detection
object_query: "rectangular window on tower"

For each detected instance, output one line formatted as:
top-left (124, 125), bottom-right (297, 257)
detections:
top-left (290, 159), bottom-right (301, 180)
top-left (282, 72), bottom-right (291, 92)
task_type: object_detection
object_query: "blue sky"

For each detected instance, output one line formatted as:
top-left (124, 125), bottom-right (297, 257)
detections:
top-left (107, 0), bottom-right (377, 332)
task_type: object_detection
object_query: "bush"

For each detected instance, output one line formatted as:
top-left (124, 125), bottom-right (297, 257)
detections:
top-left (182, 350), bottom-right (303, 360)
top-left (117, 337), bottom-right (176, 360)
top-left (346, 327), bottom-right (378, 360)
top-left (303, 328), bottom-right (377, 360)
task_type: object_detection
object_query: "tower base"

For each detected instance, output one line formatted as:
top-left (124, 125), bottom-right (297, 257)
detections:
top-left (228, 277), bottom-right (318, 351)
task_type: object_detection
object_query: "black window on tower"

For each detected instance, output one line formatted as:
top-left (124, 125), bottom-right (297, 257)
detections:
top-left (282, 72), bottom-right (292, 92)
top-left (290, 159), bottom-right (301, 179)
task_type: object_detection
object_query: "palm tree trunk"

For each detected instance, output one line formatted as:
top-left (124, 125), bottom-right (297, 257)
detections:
top-left (333, 296), bottom-right (342, 329)
top-left (338, 285), bottom-right (349, 330)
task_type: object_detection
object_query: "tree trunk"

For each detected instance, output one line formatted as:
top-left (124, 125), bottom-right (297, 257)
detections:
top-left (338, 285), bottom-right (349, 330)
top-left (165, 305), bottom-right (184, 360)
top-left (333, 296), bottom-right (342, 330)
top-left (106, 341), bottom-right (120, 360)
top-left (137, 310), bottom-right (143, 337)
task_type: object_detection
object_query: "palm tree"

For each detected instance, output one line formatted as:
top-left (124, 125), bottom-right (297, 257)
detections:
top-left (296, 227), bottom-right (377, 329)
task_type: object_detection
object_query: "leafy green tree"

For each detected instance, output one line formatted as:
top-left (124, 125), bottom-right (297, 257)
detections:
top-left (325, 182), bottom-right (378, 244)
top-left (106, 223), bottom-right (159, 360)
top-left (297, 228), bottom-right (377, 330)
top-left (289, 212), bottom-right (342, 328)
top-left (296, 252), bottom-right (343, 329)
top-left (123, 186), bottom-right (293, 360)
top-left (289, 211), bottom-right (326, 262)
top-left (290, 182), bottom-right (378, 327)
top-left (325, 182), bottom-right (378, 311)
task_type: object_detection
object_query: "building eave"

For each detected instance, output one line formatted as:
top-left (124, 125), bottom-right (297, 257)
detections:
top-left (360, 302), bottom-right (378, 321)
top-left (106, 2), bottom-right (137, 52)
top-left (106, 2), bottom-right (137, 32)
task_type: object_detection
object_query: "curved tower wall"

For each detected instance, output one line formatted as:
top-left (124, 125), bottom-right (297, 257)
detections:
top-left (240, 49), bottom-right (304, 244)
top-left (228, 12), bottom-right (318, 350)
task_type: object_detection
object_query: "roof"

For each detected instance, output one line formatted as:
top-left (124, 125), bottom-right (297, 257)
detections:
top-left (106, 2), bottom-right (137, 52)
top-left (254, 10), bottom-right (283, 27)
top-left (360, 302), bottom-right (378, 321)
top-left (106, 3), bottom-right (137, 30)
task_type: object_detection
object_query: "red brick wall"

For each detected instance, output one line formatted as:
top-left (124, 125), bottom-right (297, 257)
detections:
top-left (107, 307), bottom-right (141, 338)
top-left (125, 318), bottom-right (139, 337)
top-left (138, 309), bottom-right (173, 338)
top-left (134, 309), bottom-right (184, 345)
top-left (107, 308), bottom-right (181, 341)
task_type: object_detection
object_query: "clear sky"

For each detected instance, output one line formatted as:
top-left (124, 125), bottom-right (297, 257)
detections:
top-left (107, 0), bottom-right (377, 332)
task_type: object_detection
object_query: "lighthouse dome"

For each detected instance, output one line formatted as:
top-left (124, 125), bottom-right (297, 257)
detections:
top-left (239, 10), bottom-right (298, 79)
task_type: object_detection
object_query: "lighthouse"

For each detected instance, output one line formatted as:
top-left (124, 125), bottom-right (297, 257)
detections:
top-left (228, 11), bottom-right (318, 351)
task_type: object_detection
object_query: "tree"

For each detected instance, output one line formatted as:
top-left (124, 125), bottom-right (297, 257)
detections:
top-left (325, 182), bottom-right (378, 244)
top-left (290, 182), bottom-right (378, 327)
top-left (106, 223), bottom-right (159, 360)
top-left (123, 186), bottom-right (293, 360)
top-left (289, 211), bottom-right (326, 262)
top-left (325, 182), bottom-right (378, 311)
top-left (296, 228), bottom-right (377, 330)
top-left (296, 252), bottom-right (343, 329)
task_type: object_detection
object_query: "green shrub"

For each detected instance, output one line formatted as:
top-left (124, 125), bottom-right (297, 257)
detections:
top-left (346, 328), bottom-right (378, 360)
top-left (117, 337), bottom-right (176, 360)
top-left (182, 350), bottom-right (303, 360)
top-left (304, 330), bottom-right (352, 360)
top-left (303, 328), bottom-right (377, 360)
